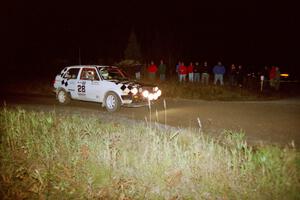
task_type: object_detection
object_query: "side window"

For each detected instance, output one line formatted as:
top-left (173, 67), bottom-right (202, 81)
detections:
top-left (80, 68), bottom-right (100, 81)
top-left (64, 68), bottom-right (80, 79)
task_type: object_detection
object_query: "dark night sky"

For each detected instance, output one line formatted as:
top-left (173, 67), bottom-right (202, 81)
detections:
top-left (3, 1), bottom-right (299, 77)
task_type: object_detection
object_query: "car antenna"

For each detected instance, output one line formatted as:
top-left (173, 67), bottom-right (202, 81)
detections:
top-left (78, 47), bottom-right (81, 65)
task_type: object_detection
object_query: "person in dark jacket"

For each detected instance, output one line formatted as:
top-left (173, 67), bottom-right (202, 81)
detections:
top-left (236, 65), bottom-right (244, 88)
top-left (201, 61), bottom-right (210, 85)
top-left (135, 62), bottom-right (142, 80)
top-left (228, 64), bottom-right (237, 87)
top-left (213, 61), bottom-right (225, 85)
top-left (193, 62), bottom-right (201, 82)
top-left (158, 59), bottom-right (166, 81)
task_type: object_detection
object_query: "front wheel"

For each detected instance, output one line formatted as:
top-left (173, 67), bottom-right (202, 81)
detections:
top-left (57, 89), bottom-right (70, 104)
top-left (104, 92), bottom-right (121, 112)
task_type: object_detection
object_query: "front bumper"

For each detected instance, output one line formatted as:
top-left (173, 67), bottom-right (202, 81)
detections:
top-left (121, 93), bottom-right (159, 107)
top-left (122, 101), bottom-right (151, 108)
top-left (121, 94), bottom-right (148, 103)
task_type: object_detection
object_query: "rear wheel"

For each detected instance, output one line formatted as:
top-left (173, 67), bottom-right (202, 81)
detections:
top-left (57, 89), bottom-right (70, 104)
top-left (104, 92), bottom-right (121, 112)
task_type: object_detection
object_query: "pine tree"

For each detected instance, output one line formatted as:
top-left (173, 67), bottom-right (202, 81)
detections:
top-left (124, 29), bottom-right (142, 60)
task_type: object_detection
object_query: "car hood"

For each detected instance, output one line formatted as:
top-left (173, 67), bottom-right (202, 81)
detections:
top-left (107, 79), bottom-right (158, 94)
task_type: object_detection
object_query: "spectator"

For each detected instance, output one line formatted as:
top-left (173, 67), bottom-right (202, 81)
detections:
top-left (228, 64), bottom-right (237, 86)
top-left (213, 61), bottom-right (226, 85)
top-left (269, 66), bottom-right (276, 88)
top-left (193, 61), bottom-right (201, 82)
top-left (176, 61), bottom-right (181, 79)
top-left (178, 62), bottom-right (187, 82)
top-left (270, 66), bottom-right (280, 90)
top-left (245, 68), bottom-right (257, 90)
top-left (134, 62), bottom-right (142, 80)
top-left (274, 66), bottom-right (281, 91)
top-left (201, 61), bottom-right (210, 85)
top-left (236, 65), bottom-right (244, 88)
top-left (158, 59), bottom-right (166, 81)
top-left (187, 62), bottom-right (194, 82)
top-left (148, 61), bottom-right (158, 80)
top-left (259, 65), bottom-right (270, 92)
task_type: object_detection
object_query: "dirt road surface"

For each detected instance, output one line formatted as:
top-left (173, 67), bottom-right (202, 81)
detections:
top-left (1, 93), bottom-right (300, 147)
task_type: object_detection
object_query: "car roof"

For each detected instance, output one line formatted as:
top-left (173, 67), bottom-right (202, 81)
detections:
top-left (65, 65), bottom-right (115, 68)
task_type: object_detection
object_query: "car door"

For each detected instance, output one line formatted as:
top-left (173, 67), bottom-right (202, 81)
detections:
top-left (63, 67), bottom-right (80, 99)
top-left (77, 67), bottom-right (101, 102)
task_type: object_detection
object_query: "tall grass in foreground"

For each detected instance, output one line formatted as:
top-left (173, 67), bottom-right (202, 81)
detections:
top-left (0, 108), bottom-right (299, 199)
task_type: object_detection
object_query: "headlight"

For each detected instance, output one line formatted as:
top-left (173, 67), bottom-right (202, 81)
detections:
top-left (131, 88), bottom-right (138, 95)
top-left (154, 87), bottom-right (159, 92)
top-left (153, 93), bottom-right (159, 100)
top-left (148, 93), bottom-right (154, 101)
top-left (142, 90), bottom-right (149, 98)
top-left (156, 89), bottom-right (162, 97)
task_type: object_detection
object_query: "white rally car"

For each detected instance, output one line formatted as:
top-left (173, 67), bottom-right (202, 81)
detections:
top-left (53, 65), bottom-right (162, 112)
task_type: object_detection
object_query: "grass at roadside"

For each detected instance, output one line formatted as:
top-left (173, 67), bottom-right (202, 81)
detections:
top-left (158, 80), bottom-right (261, 101)
top-left (1, 108), bottom-right (299, 199)
top-left (1, 78), bottom-right (53, 96)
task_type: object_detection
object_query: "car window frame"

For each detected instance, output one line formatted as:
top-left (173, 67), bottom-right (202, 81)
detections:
top-left (79, 67), bottom-right (100, 81)
top-left (64, 67), bottom-right (80, 80)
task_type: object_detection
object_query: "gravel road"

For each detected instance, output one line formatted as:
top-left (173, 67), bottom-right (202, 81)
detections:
top-left (1, 93), bottom-right (300, 147)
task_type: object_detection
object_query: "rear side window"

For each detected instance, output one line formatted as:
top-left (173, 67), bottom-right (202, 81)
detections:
top-left (64, 68), bottom-right (80, 79)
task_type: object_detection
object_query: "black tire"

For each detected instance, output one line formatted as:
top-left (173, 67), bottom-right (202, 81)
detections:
top-left (57, 89), bottom-right (70, 105)
top-left (104, 92), bottom-right (121, 112)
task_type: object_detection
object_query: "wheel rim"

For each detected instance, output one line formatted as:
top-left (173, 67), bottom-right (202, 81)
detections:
top-left (58, 91), bottom-right (66, 103)
top-left (106, 95), bottom-right (116, 109)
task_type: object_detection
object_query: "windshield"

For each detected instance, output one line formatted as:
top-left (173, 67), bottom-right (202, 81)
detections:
top-left (97, 66), bottom-right (128, 80)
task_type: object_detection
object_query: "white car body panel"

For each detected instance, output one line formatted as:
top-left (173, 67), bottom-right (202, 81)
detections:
top-left (53, 65), bottom-right (161, 108)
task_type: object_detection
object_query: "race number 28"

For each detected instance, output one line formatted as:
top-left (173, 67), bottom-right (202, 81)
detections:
top-left (77, 85), bottom-right (86, 93)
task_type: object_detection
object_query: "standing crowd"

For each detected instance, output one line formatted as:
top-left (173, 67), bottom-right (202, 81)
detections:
top-left (176, 61), bottom-right (212, 84)
top-left (134, 60), bottom-right (282, 91)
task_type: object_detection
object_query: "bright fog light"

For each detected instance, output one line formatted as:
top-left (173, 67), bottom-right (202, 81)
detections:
top-left (157, 89), bottom-right (162, 97)
top-left (280, 73), bottom-right (289, 77)
top-left (132, 88), bottom-right (138, 95)
top-left (148, 93), bottom-right (154, 101)
top-left (154, 87), bottom-right (159, 92)
top-left (142, 90), bottom-right (149, 98)
top-left (153, 93), bottom-right (159, 100)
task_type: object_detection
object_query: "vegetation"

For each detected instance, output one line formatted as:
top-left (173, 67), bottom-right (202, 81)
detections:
top-left (158, 80), bottom-right (261, 101)
top-left (2, 78), bottom-right (53, 96)
top-left (124, 29), bottom-right (142, 61)
top-left (1, 77), bottom-right (278, 102)
top-left (1, 108), bottom-right (299, 199)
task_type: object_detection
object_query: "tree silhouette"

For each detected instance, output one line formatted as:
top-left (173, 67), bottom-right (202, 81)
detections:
top-left (124, 29), bottom-right (142, 60)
